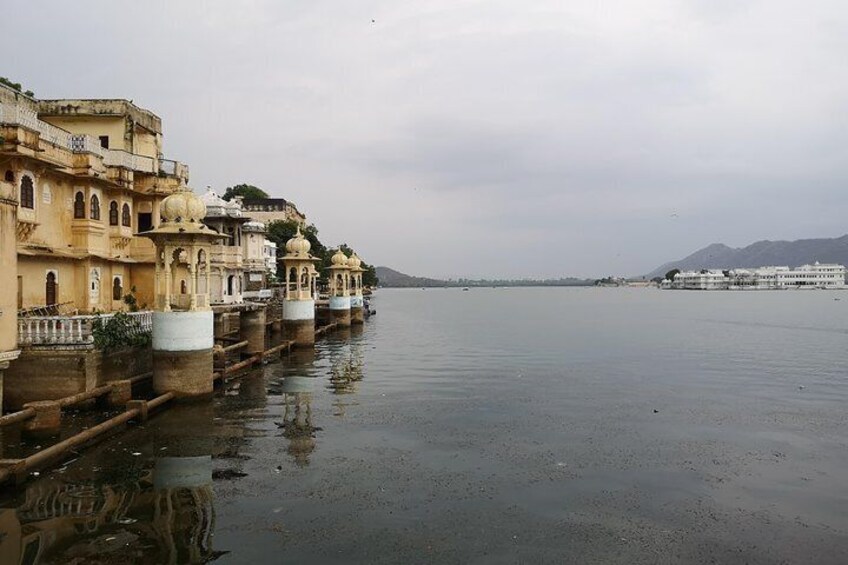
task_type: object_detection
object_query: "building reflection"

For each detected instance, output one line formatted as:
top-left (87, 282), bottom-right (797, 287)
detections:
top-left (0, 403), bottom-right (225, 564)
top-left (279, 376), bottom-right (318, 467)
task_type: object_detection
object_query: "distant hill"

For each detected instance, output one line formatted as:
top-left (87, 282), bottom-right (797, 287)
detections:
top-left (647, 235), bottom-right (848, 279)
top-left (375, 266), bottom-right (594, 288)
top-left (375, 267), bottom-right (446, 288)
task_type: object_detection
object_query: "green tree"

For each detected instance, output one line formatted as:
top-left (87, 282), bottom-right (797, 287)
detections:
top-left (664, 268), bottom-right (680, 281)
top-left (222, 183), bottom-right (268, 201)
top-left (0, 77), bottom-right (34, 97)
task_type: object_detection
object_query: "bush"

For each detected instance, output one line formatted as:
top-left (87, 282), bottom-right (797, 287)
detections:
top-left (92, 312), bottom-right (151, 351)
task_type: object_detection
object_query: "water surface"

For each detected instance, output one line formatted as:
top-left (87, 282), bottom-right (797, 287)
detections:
top-left (1, 288), bottom-right (847, 564)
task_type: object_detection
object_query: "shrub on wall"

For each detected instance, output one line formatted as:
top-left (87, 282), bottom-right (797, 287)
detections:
top-left (92, 312), bottom-right (151, 351)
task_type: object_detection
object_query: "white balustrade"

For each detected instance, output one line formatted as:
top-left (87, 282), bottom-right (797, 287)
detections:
top-left (1, 101), bottom-right (157, 174)
top-left (17, 311), bottom-right (153, 347)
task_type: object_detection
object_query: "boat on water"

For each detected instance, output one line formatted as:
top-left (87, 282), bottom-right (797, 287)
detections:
top-left (462, 287), bottom-right (469, 291)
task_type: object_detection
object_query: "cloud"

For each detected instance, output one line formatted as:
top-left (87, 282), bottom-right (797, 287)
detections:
top-left (7, 0), bottom-right (848, 278)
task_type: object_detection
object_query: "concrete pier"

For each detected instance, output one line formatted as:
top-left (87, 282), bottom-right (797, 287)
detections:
top-left (239, 307), bottom-right (267, 356)
top-left (152, 311), bottom-right (215, 398)
top-left (22, 400), bottom-right (61, 437)
top-left (329, 296), bottom-right (352, 327)
top-left (284, 299), bottom-right (316, 347)
top-left (142, 188), bottom-right (224, 401)
top-left (281, 227), bottom-right (320, 347)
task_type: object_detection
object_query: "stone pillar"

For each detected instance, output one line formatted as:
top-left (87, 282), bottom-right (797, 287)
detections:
top-left (152, 311), bottom-right (214, 399)
top-left (23, 400), bottom-right (61, 437)
top-left (329, 295), bottom-right (351, 327)
top-left (239, 308), bottom-right (266, 356)
top-left (350, 295), bottom-right (365, 324)
top-left (283, 299), bottom-right (315, 347)
top-left (1, 176), bottom-right (22, 416)
top-left (106, 379), bottom-right (133, 407)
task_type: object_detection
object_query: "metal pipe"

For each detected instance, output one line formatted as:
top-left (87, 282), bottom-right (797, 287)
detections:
top-left (0, 392), bottom-right (175, 486)
top-left (0, 407), bottom-right (35, 427)
top-left (223, 354), bottom-right (261, 375)
top-left (56, 384), bottom-right (113, 408)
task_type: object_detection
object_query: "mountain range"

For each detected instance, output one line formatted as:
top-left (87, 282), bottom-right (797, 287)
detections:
top-left (646, 234), bottom-right (848, 279)
top-left (374, 266), bottom-right (593, 288)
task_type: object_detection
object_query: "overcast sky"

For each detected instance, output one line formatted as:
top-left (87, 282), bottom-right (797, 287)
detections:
top-left (7, 1), bottom-right (848, 278)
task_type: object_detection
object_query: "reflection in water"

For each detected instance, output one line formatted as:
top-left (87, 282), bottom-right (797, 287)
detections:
top-left (279, 377), bottom-right (319, 467)
top-left (0, 402), bottom-right (224, 564)
top-left (0, 325), bottom-right (371, 563)
top-left (0, 456), bottom-right (218, 564)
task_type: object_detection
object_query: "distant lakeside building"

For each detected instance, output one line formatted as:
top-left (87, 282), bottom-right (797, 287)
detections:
top-left (237, 197), bottom-right (306, 226)
top-left (661, 262), bottom-right (846, 290)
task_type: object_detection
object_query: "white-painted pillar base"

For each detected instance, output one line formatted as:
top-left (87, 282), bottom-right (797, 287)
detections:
top-left (152, 311), bottom-right (214, 398)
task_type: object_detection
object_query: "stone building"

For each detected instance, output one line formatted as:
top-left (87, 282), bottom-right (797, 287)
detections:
top-left (242, 220), bottom-right (271, 299)
top-left (239, 197), bottom-right (306, 226)
top-left (199, 189), bottom-right (246, 304)
top-left (0, 84), bottom-right (189, 313)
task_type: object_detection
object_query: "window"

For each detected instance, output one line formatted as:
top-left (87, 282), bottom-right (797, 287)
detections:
top-left (4, 170), bottom-right (13, 182)
top-left (137, 212), bottom-right (152, 232)
top-left (46, 272), bottom-right (57, 306)
top-left (90, 194), bottom-right (101, 220)
top-left (99, 135), bottom-right (109, 149)
top-left (112, 277), bottom-right (123, 300)
top-left (122, 203), bottom-right (131, 227)
top-left (20, 176), bottom-right (34, 209)
top-left (74, 191), bottom-right (85, 219)
top-left (180, 279), bottom-right (188, 294)
top-left (109, 201), bottom-right (119, 225)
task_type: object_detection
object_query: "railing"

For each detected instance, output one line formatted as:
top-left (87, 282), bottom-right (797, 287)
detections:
top-left (17, 311), bottom-right (153, 347)
top-left (103, 149), bottom-right (155, 173)
top-left (69, 133), bottom-right (105, 157)
top-left (0, 102), bottom-right (72, 148)
top-left (159, 158), bottom-right (189, 179)
top-left (1, 101), bottom-right (158, 175)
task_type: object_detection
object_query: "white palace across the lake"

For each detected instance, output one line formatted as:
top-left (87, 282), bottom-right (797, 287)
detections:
top-left (661, 262), bottom-right (846, 290)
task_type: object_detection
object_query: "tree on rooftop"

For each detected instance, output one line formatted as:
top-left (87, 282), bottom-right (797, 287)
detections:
top-left (664, 268), bottom-right (680, 281)
top-left (0, 77), bottom-right (34, 97)
top-left (222, 183), bottom-right (268, 201)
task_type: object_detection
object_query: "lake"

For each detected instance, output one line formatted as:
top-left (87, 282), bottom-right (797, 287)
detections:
top-left (1, 287), bottom-right (847, 564)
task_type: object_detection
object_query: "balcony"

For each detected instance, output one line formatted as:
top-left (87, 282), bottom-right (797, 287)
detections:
top-left (109, 225), bottom-right (134, 251)
top-left (17, 311), bottom-right (152, 347)
top-left (103, 149), bottom-right (155, 173)
top-left (210, 246), bottom-right (243, 268)
top-left (159, 158), bottom-right (190, 182)
top-left (0, 101), bottom-right (178, 178)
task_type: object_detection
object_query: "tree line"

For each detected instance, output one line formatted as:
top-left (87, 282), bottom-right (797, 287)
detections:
top-left (222, 183), bottom-right (378, 287)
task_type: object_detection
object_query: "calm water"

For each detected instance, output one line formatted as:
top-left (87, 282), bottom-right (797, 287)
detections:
top-left (1, 288), bottom-right (847, 564)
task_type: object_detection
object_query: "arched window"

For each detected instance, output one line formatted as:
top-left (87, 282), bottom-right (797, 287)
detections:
top-left (90, 194), bottom-right (101, 220)
top-left (112, 277), bottom-right (123, 300)
top-left (4, 170), bottom-right (13, 182)
top-left (74, 191), bottom-right (85, 219)
top-left (20, 176), bottom-right (34, 209)
top-left (180, 279), bottom-right (187, 294)
top-left (109, 201), bottom-right (119, 225)
top-left (46, 272), bottom-right (57, 306)
top-left (121, 203), bottom-right (131, 227)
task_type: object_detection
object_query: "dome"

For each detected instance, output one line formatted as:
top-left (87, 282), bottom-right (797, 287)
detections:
top-left (160, 189), bottom-right (206, 223)
top-left (331, 248), bottom-right (349, 267)
top-left (285, 226), bottom-right (312, 256)
top-left (348, 253), bottom-right (362, 270)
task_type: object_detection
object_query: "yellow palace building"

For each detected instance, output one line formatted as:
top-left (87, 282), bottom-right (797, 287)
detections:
top-left (0, 83), bottom-right (189, 314)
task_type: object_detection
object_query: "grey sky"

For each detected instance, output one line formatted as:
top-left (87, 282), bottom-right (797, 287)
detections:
top-left (7, 0), bottom-right (848, 278)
